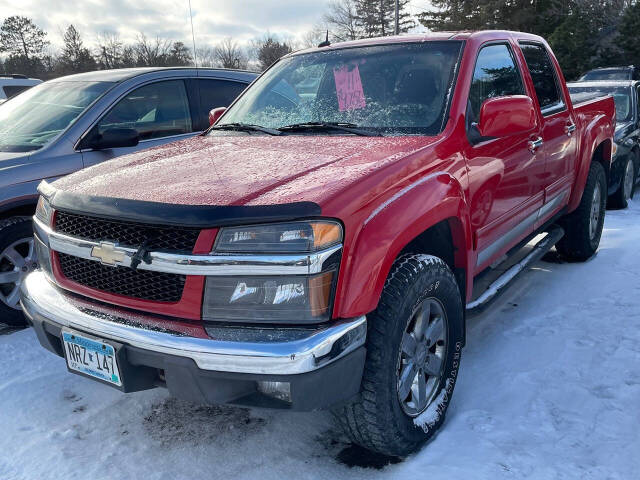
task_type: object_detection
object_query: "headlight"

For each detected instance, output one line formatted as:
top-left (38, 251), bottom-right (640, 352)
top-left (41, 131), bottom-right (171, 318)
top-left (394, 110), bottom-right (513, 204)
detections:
top-left (34, 195), bottom-right (53, 225)
top-left (204, 220), bottom-right (342, 324)
top-left (214, 221), bottom-right (342, 253)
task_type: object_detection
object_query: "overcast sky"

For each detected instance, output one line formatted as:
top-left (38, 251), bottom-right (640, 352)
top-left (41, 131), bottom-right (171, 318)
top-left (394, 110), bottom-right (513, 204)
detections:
top-left (0, 0), bottom-right (431, 51)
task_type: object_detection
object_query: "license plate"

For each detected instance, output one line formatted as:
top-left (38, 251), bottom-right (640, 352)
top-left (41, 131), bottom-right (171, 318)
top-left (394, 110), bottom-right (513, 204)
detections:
top-left (62, 330), bottom-right (122, 387)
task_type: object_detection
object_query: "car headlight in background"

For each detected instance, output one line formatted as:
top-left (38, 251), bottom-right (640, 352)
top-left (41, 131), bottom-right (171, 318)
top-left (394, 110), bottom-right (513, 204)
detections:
top-left (203, 220), bottom-right (343, 324)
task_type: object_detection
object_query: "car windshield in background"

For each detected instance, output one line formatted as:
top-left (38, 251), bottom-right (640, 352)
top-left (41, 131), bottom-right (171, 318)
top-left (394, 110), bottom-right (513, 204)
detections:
top-left (580, 70), bottom-right (632, 81)
top-left (216, 41), bottom-right (463, 136)
top-left (568, 86), bottom-right (632, 122)
top-left (0, 81), bottom-right (111, 152)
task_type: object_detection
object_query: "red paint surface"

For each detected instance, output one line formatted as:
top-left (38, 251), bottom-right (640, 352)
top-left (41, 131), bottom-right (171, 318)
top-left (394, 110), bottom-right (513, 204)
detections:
top-left (477, 96), bottom-right (537, 138)
top-left (51, 31), bottom-right (615, 322)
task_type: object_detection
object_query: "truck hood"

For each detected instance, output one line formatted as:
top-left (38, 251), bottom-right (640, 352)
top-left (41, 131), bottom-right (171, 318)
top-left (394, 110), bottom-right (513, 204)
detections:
top-left (53, 134), bottom-right (433, 208)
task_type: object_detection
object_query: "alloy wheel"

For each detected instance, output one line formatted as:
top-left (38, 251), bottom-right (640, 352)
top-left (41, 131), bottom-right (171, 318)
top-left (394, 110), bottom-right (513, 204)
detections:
top-left (397, 297), bottom-right (448, 417)
top-left (0, 238), bottom-right (37, 310)
top-left (589, 182), bottom-right (602, 241)
top-left (623, 158), bottom-right (635, 202)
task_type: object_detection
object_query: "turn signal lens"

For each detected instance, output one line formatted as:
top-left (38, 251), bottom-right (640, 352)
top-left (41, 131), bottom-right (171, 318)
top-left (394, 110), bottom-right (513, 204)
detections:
top-left (35, 196), bottom-right (53, 225)
top-left (215, 220), bottom-right (342, 253)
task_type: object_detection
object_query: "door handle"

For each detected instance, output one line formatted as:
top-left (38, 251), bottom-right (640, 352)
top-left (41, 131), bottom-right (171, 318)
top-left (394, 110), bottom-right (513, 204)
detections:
top-left (564, 123), bottom-right (576, 136)
top-left (528, 137), bottom-right (543, 154)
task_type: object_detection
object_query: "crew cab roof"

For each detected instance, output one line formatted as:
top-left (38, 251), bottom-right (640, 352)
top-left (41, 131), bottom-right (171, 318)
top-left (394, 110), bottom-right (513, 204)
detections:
top-left (292, 30), bottom-right (547, 56)
top-left (49, 67), bottom-right (257, 84)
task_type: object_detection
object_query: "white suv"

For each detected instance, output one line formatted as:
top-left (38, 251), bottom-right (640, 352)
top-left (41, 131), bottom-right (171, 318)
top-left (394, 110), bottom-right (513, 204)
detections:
top-left (0, 75), bottom-right (42, 104)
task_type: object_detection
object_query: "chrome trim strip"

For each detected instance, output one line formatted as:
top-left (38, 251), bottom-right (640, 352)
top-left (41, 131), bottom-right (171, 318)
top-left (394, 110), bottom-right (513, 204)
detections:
top-left (34, 217), bottom-right (341, 276)
top-left (20, 271), bottom-right (366, 375)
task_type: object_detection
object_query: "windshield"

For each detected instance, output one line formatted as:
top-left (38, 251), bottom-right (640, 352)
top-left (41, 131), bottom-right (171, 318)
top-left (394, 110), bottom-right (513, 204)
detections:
top-left (568, 85), bottom-right (632, 122)
top-left (0, 81), bottom-right (111, 152)
top-left (216, 41), bottom-right (463, 136)
top-left (580, 70), bottom-right (632, 81)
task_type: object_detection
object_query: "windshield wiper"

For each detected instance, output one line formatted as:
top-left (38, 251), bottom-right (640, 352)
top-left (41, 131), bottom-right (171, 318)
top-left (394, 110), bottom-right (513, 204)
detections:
top-left (278, 122), bottom-right (378, 137)
top-left (209, 123), bottom-right (283, 136)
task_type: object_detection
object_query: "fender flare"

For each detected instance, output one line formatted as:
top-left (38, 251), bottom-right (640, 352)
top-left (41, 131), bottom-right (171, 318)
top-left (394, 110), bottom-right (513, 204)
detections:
top-left (334, 172), bottom-right (473, 318)
top-left (568, 116), bottom-right (613, 212)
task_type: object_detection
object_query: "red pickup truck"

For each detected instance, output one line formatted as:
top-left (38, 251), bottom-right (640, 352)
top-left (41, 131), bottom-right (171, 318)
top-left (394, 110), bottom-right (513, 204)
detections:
top-left (21, 31), bottom-right (615, 456)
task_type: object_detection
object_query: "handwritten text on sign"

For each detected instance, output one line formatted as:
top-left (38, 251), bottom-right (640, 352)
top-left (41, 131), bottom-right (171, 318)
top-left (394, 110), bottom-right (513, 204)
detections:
top-left (333, 64), bottom-right (367, 112)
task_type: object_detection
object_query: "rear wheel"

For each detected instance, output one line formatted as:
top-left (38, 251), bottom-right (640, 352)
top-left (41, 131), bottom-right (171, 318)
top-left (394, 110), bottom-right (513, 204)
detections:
top-left (556, 161), bottom-right (607, 261)
top-left (333, 254), bottom-right (463, 457)
top-left (609, 155), bottom-right (636, 209)
top-left (0, 217), bottom-right (37, 326)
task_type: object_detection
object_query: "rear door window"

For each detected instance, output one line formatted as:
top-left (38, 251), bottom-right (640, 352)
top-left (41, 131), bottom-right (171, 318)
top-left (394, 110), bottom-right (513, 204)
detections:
top-left (2, 85), bottom-right (31, 98)
top-left (95, 80), bottom-right (193, 141)
top-left (197, 79), bottom-right (248, 129)
top-left (468, 43), bottom-right (525, 123)
top-left (519, 43), bottom-right (565, 115)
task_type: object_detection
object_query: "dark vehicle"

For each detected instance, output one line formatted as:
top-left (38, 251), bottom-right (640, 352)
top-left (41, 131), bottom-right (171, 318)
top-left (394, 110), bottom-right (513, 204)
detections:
top-left (0, 67), bottom-right (257, 325)
top-left (578, 66), bottom-right (640, 81)
top-left (569, 80), bottom-right (640, 208)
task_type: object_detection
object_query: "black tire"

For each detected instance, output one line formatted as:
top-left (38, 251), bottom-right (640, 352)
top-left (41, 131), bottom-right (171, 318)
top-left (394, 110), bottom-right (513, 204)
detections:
top-left (608, 155), bottom-right (636, 209)
top-left (556, 161), bottom-right (607, 261)
top-left (0, 217), bottom-right (35, 326)
top-left (333, 254), bottom-right (464, 457)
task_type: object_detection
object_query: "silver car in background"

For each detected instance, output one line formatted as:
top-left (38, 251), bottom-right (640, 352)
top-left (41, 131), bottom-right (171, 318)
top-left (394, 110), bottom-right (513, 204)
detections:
top-left (0, 67), bottom-right (257, 325)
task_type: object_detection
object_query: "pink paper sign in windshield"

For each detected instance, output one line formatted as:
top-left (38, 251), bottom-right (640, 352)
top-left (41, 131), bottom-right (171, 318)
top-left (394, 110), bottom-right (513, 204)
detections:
top-left (333, 64), bottom-right (366, 112)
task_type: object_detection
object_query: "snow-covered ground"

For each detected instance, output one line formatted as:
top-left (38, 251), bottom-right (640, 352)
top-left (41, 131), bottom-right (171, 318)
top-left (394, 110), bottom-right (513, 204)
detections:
top-left (2, 201), bottom-right (640, 479)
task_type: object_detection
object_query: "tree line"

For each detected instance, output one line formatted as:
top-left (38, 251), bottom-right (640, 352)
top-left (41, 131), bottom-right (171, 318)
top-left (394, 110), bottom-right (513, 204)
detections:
top-left (317, 0), bottom-right (640, 80)
top-left (5, 0), bottom-right (640, 82)
top-left (0, 16), bottom-right (295, 79)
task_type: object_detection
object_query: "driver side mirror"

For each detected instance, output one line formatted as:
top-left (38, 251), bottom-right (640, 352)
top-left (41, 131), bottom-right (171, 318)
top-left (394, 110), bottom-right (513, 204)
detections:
top-left (209, 107), bottom-right (227, 126)
top-left (89, 128), bottom-right (139, 150)
top-left (477, 96), bottom-right (537, 138)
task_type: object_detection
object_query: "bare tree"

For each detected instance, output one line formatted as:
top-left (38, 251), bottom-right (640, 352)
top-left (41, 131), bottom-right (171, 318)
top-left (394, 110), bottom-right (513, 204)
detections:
top-left (214, 37), bottom-right (247, 69)
top-left (324, 0), bottom-right (361, 41)
top-left (95, 32), bottom-right (124, 69)
top-left (134, 33), bottom-right (172, 67)
top-left (196, 46), bottom-right (217, 67)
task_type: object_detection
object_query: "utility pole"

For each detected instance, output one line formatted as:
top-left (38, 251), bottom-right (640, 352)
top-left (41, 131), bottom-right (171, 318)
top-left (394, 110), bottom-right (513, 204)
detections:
top-left (395, 0), bottom-right (400, 35)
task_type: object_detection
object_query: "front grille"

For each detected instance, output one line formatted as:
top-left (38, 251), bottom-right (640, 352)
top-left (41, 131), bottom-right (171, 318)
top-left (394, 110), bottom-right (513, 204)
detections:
top-left (58, 253), bottom-right (186, 302)
top-left (55, 211), bottom-right (201, 252)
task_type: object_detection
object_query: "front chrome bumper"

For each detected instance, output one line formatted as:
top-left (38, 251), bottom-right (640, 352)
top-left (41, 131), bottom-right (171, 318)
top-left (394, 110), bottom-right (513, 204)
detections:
top-left (20, 271), bottom-right (366, 375)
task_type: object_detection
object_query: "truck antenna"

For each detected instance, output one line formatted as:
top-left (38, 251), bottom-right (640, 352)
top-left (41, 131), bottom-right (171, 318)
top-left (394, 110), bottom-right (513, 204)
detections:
top-left (188, 0), bottom-right (198, 68)
top-left (318, 30), bottom-right (331, 48)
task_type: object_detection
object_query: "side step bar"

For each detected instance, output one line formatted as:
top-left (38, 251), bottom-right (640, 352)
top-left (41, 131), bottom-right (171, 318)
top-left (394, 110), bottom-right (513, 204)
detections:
top-left (466, 226), bottom-right (565, 314)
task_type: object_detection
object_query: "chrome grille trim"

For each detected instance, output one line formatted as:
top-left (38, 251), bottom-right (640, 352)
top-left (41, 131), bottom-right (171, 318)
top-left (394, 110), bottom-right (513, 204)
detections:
top-left (34, 217), bottom-right (342, 276)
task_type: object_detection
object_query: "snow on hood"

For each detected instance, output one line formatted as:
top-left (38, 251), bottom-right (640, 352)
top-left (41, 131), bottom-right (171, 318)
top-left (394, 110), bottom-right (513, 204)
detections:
top-left (52, 134), bottom-right (433, 207)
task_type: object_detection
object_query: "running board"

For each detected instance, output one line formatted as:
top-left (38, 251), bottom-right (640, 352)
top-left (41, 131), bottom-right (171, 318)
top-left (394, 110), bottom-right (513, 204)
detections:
top-left (466, 226), bottom-right (565, 314)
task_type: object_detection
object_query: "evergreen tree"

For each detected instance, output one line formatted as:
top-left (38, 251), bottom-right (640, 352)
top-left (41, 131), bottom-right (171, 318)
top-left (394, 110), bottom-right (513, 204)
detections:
top-left (59, 25), bottom-right (96, 74)
top-left (167, 41), bottom-right (192, 66)
top-left (356, 0), bottom-right (413, 37)
top-left (617, 1), bottom-right (640, 68)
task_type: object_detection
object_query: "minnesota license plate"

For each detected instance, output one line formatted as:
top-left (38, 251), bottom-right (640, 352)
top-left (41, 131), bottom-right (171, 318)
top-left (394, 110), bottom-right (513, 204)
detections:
top-left (62, 330), bottom-right (122, 387)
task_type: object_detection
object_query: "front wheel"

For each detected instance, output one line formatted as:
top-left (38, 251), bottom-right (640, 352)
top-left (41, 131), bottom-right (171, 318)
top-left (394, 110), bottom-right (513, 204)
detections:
top-left (333, 254), bottom-right (464, 457)
top-left (608, 155), bottom-right (636, 209)
top-left (556, 161), bottom-right (607, 261)
top-left (0, 217), bottom-right (37, 326)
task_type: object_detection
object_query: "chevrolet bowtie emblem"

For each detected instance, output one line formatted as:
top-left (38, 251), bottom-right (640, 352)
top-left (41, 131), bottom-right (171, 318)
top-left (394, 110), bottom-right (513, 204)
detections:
top-left (91, 242), bottom-right (125, 266)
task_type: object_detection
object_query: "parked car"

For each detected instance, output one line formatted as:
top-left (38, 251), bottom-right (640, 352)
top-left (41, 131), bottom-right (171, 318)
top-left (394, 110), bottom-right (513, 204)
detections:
top-left (578, 66), bottom-right (640, 81)
top-left (0, 74), bottom-right (42, 105)
top-left (569, 80), bottom-right (640, 208)
top-left (0, 67), bottom-right (257, 324)
top-left (21, 31), bottom-right (614, 457)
